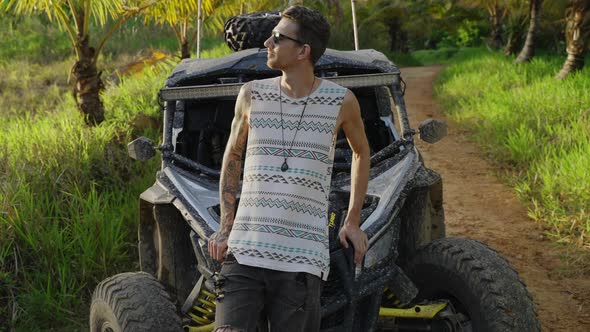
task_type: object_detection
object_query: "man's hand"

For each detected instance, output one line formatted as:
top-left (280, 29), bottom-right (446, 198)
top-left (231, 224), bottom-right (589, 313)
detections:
top-left (208, 231), bottom-right (229, 262)
top-left (338, 221), bottom-right (368, 266)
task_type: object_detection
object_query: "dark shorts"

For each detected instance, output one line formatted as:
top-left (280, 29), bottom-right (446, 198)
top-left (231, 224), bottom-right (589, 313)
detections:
top-left (214, 254), bottom-right (322, 332)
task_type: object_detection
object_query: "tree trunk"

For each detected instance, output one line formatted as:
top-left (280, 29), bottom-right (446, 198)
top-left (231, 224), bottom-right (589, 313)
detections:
top-left (489, 4), bottom-right (504, 49)
top-left (388, 20), bottom-right (400, 52)
top-left (196, 0), bottom-right (202, 59)
top-left (328, 0), bottom-right (344, 24)
top-left (556, 0), bottom-right (590, 79)
top-left (515, 0), bottom-right (543, 63)
top-left (180, 39), bottom-right (190, 59)
top-left (504, 31), bottom-right (522, 55)
top-left (387, 20), bottom-right (409, 53)
top-left (73, 35), bottom-right (104, 125)
top-left (400, 30), bottom-right (409, 53)
top-left (504, 13), bottom-right (526, 55)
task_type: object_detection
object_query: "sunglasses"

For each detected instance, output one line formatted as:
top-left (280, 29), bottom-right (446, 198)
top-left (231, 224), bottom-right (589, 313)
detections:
top-left (271, 30), bottom-right (305, 45)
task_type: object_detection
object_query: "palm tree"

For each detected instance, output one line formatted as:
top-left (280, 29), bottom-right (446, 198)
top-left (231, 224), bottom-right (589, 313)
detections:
top-left (515, 0), bottom-right (543, 62)
top-left (490, 2), bottom-right (505, 48)
top-left (1, 0), bottom-right (154, 125)
top-left (143, 0), bottom-right (239, 60)
top-left (143, 0), bottom-right (282, 60)
top-left (244, 0), bottom-right (283, 12)
top-left (326, 0), bottom-right (344, 24)
top-left (143, 0), bottom-right (199, 59)
top-left (458, 0), bottom-right (509, 49)
top-left (360, 0), bottom-right (408, 52)
top-left (556, 0), bottom-right (590, 79)
top-left (503, 0), bottom-right (528, 55)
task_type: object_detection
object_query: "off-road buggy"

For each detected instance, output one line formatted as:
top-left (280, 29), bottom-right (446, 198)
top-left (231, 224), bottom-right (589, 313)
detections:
top-left (90, 12), bottom-right (540, 332)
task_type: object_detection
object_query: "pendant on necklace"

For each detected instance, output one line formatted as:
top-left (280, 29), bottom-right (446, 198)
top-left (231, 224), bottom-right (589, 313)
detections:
top-left (281, 160), bottom-right (289, 172)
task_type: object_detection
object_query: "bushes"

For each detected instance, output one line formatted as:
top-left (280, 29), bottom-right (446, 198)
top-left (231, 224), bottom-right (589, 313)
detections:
top-left (0, 60), bottom-right (72, 119)
top-left (413, 47), bottom-right (460, 65)
top-left (0, 15), bottom-right (72, 62)
top-left (435, 48), bottom-right (590, 246)
top-left (0, 9), bottom-right (232, 328)
top-left (0, 36), bottom-right (231, 327)
top-left (0, 64), bottom-right (167, 330)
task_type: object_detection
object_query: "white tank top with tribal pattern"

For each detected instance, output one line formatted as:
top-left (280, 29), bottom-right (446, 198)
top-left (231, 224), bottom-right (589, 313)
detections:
top-left (228, 77), bottom-right (347, 280)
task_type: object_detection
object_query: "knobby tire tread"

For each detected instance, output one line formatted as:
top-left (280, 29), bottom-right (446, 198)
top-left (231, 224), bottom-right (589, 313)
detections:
top-left (406, 237), bottom-right (540, 332)
top-left (90, 272), bottom-right (182, 332)
top-left (224, 12), bottom-right (281, 51)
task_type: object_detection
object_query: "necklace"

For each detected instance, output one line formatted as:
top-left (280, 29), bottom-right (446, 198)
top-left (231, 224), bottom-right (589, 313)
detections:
top-left (279, 76), bottom-right (316, 172)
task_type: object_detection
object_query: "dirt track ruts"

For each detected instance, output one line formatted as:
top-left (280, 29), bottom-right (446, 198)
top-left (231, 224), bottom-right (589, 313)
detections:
top-left (400, 65), bottom-right (590, 332)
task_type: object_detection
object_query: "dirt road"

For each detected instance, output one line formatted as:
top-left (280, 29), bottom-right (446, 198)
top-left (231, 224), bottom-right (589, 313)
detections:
top-left (400, 65), bottom-right (590, 332)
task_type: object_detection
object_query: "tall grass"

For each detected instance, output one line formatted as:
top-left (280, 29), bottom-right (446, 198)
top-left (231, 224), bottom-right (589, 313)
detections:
top-left (0, 59), bottom-right (73, 120)
top-left (0, 15), bottom-right (72, 62)
top-left (0, 61), bottom-right (170, 330)
top-left (0, 15), bottom-right (178, 62)
top-left (413, 47), bottom-right (463, 65)
top-left (434, 48), bottom-right (590, 247)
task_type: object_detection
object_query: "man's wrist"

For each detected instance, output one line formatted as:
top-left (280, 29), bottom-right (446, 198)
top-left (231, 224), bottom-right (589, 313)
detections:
top-left (212, 230), bottom-right (229, 240)
top-left (348, 202), bottom-right (364, 214)
top-left (221, 224), bottom-right (233, 235)
top-left (344, 216), bottom-right (361, 227)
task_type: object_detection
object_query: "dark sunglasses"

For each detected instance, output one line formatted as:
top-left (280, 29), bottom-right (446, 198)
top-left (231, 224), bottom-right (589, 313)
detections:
top-left (271, 30), bottom-right (305, 45)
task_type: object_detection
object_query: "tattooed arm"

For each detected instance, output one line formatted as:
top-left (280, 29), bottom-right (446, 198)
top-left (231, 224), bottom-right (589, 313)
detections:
top-left (208, 83), bottom-right (251, 262)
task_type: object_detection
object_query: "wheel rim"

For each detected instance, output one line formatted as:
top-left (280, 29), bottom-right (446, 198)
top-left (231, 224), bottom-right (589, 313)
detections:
top-left (426, 293), bottom-right (474, 332)
top-left (100, 321), bottom-right (116, 332)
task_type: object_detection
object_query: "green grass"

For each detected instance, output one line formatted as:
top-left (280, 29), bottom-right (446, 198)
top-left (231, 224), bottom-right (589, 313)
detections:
top-left (0, 59), bottom-right (72, 119)
top-left (0, 61), bottom-right (170, 330)
top-left (387, 47), bottom-right (481, 67)
top-left (0, 15), bottom-right (72, 62)
top-left (413, 47), bottom-right (460, 65)
top-left (0, 35), bottom-right (230, 329)
top-left (0, 15), bottom-right (180, 62)
top-left (5, 12), bottom-right (587, 328)
top-left (434, 48), bottom-right (590, 247)
top-left (386, 52), bottom-right (424, 67)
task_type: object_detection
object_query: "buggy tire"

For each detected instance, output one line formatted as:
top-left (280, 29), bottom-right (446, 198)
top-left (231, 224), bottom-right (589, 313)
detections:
top-left (405, 237), bottom-right (540, 332)
top-left (224, 12), bottom-right (281, 51)
top-left (90, 272), bottom-right (182, 332)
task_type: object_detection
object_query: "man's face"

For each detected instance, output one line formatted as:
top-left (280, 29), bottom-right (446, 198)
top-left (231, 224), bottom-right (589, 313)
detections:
top-left (264, 18), bottom-right (306, 70)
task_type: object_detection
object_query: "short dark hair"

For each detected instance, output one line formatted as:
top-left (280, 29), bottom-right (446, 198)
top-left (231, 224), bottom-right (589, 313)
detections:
top-left (282, 6), bottom-right (330, 64)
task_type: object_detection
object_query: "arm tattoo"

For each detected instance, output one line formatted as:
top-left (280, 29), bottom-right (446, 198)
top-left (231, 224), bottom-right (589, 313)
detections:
top-left (220, 159), bottom-right (241, 234)
top-left (218, 84), bottom-right (250, 236)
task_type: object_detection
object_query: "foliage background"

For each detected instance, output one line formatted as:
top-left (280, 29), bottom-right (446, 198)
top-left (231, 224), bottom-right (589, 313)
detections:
top-left (433, 48), bottom-right (590, 246)
top-left (0, 0), bottom-right (589, 330)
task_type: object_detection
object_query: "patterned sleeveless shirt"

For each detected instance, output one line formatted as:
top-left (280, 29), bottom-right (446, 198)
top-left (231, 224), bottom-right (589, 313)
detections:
top-left (227, 77), bottom-right (347, 280)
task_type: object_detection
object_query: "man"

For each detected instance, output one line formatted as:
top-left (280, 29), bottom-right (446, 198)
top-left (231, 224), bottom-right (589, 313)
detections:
top-left (208, 6), bottom-right (370, 332)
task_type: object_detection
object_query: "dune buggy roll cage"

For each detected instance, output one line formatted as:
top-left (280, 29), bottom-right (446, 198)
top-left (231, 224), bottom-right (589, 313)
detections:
top-left (156, 72), bottom-right (414, 179)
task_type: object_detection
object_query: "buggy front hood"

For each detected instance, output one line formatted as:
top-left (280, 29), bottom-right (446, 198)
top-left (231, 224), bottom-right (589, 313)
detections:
top-left (165, 48), bottom-right (400, 87)
top-left (144, 150), bottom-right (420, 241)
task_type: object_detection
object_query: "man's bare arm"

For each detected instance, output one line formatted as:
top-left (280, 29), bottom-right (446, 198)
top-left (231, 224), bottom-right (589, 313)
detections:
top-left (208, 83), bottom-right (251, 261)
top-left (338, 90), bottom-right (371, 265)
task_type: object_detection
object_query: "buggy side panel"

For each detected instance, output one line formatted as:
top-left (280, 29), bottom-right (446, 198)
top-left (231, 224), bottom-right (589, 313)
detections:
top-left (138, 185), bottom-right (199, 306)
top-left (397, 165), bottom-right (445, 265)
